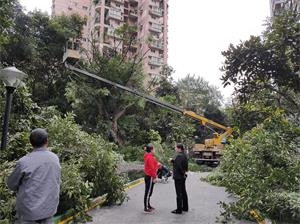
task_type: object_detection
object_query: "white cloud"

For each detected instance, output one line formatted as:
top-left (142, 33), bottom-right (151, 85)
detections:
top-left (19, 0), bottom-right (51, 14)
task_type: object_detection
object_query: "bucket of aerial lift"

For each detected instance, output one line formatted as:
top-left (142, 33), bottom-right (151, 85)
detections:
top-left (63, 40), bottom-right (80, 64)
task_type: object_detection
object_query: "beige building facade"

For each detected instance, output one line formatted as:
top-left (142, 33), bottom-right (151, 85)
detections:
top-left (52, 0), bottom-right (169, 82)
top-left (269, 0), bottom-right (300, 16)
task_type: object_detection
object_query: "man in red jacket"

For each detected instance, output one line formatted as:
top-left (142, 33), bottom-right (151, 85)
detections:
top-left (143, 143), bottom-right (159, 213)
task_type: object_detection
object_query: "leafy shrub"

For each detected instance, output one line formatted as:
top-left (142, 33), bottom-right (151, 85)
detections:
top-left (189, 161), bottom-right (214, 172)
top-left (120, 145), bottom-right (144, 162)
top-left (47, 114), bottom-right (126, 206)
top-left (81, 142), bottom-right (127, 205)
top-left (0, 161), bottom-right (15, 223)
top-left (213, 111), bottom-right (300, 222)
top-left (57, 161), bottom-right (93, 222)
top-left (0, 112), bottom-right (128, 223)
top-left (263, 192), bottom-right (300, 221)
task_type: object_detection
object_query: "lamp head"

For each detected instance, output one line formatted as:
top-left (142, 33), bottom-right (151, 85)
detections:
top-left (0, 67), bottom-right (27, 88)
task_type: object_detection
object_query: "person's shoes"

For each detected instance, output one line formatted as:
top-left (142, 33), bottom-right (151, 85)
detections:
top-left (171, 209), bottom-right (182, 214)
top-left (148, 206), bottom-right (155, 211)
top-left (144, 208), bottom-right (154, 213)
top-left (183, 209), bottom-right (188, 212)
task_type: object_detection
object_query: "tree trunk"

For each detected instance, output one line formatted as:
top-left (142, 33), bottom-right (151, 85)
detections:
top-left (110, 103), bottom-right (134, 145)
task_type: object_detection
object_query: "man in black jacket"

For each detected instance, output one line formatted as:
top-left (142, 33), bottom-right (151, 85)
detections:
top-left (171, 143), bottom-right (188, 214)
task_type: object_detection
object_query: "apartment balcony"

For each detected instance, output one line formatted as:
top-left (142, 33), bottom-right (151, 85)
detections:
top-left (150, 40), bottom-right (164, 50)
top-left (124, 41), bottom-right (137, 49)
top-left (128, 0), bottom-right (138, 4)
top-left (106, 9), bottom-right (123, 21)
top-left (149, 56), bottom-right (163, 66)
top-left (129, 9), bottom-right (138, 18)
top-left (106, 27), bottom-right (122, 39)
top-left (95, 1), bottom-right (102, 11)
top-left (112, 0), bottom-right (124, 4)
top-left (94, 17), bottom-right (101, 28)
top-left (150, 7), bottom-right (163, 17)
top-left (149, 23), bottom-right (162, 33)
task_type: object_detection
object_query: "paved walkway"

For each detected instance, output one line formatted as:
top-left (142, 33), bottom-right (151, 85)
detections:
top-left (88, 172), bottom-right (254, 224)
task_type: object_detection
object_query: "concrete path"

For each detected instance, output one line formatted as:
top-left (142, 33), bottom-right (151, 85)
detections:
top-left (88, 172), bottom-right (254, 224)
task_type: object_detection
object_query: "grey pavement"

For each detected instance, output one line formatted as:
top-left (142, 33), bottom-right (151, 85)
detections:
top-left (88, 172), bottom-right (254, 224)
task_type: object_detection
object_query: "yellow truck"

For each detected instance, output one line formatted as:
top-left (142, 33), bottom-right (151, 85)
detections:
top-left (183, 111), bottom-right (233, 164)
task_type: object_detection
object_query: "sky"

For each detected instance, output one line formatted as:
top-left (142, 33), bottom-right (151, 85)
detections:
top-left (19, 0), bottom-right (271, 99)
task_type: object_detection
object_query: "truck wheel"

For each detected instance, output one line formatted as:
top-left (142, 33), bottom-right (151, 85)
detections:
top-left (196, 160), bottom-right (204, 165)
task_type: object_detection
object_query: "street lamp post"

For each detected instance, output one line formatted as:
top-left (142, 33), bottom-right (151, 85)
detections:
top-left (0, 67), bottom-right (27, 150)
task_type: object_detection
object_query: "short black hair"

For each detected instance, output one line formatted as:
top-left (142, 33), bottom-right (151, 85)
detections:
top-left (146, 143), bottom-right (153, 153)
top-left (176, 143), bottom-right (184, 151)
top-left (30, 128), bottom-right (48, 148)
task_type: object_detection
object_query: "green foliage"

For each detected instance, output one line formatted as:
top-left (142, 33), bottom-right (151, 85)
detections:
top-left (0, 0), bottom-right (17, 45)
top-left (148, 129), bottom-right (162, 143)
top-left (188, 161), bottom-right (214, 172)
top-left (226, 101), bottom-right (276, 135)
top-left (203, 168), bottom-right (224, 185)
top-left (143, 94), bottom-right (195, 147)
top-left (57, 161), bottom-right (93, 222)
top-left (153, 141), bottom-right (174, 166)
top-left (65, 53), bottom-right (145, 145)
top-left (0, 161), bottom-right (15, 223)
top-left (47, 113), bottom-right (126, 206)
top-left (177, 74), bottom-right (223, 114)
top-left (211, 111), bottom-right (300, 222)
top-left (0, 9), bottom-right (85, 111)
top-left (0, 85), bottom-right (41, 161)
top-left (189, 162), bottom-right (214, 173)
top-left (120, 145), bottom-right (144, 162)
top-left (0, 111), bottom-right (127, 223)
top-left (80, 138), bottom-right (126, 204)
top-left (50, 14), bottom-right (86, 40)
top-left (221, 5), bottom-right (300, 133)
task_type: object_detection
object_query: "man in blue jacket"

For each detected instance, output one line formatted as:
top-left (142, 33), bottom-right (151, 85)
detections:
top-left (7, 128), bottom-right (61, 224)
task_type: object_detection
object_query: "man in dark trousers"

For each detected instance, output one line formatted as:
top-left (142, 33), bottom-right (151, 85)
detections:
top-left (7, 128), bottom-right (61, 224)
top-left (143, 143), bottom-right (159, 213)
top-left (171, 143), bottom-right (189, 214)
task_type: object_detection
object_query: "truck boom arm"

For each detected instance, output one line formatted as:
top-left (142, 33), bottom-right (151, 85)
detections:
top-left (66, 63), bottom-right (232, 139)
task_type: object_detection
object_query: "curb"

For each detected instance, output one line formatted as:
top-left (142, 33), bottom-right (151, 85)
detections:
top-left (53, 178), bottom-right (144, 224)
top-left (250, 209), bottom-right (272, 224)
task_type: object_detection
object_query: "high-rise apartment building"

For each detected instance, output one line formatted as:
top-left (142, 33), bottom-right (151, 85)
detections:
top-left (269, 0), bottom-right (300, 16)
top-left (52, 0), bottom-right (168, 83)
top-left (52, 0), bottom-right (90, 50)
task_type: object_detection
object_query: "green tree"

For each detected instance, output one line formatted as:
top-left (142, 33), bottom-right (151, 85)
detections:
top-left (216, 111), bottom-right (300, 222)
top-left (66, 53), bottom-right (145, 145)
top-left (176, 74), bottom-right (227, 143)
top-left (0, 0), bottom-right (17, 45)
top-left (176, 74), bottom-right (223, 113)
top-left (0, 9), bottom-right (85, 111)
top-left (221, 4), bottom-right (300, 132)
